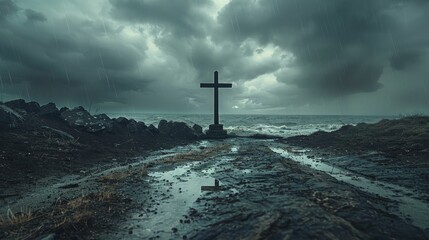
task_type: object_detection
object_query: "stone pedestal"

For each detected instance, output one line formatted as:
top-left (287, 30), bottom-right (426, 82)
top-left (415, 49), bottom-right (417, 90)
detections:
top-left (206, 124), bottom-right (228, 139)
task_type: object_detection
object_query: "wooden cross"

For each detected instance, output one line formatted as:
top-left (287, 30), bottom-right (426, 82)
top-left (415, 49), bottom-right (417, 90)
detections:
top-left (200, 71), bottom-right (232, 125)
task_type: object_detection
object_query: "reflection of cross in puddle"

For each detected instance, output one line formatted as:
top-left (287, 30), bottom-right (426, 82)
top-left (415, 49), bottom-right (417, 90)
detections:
top-left (201, 179), bottom-right (222, 191)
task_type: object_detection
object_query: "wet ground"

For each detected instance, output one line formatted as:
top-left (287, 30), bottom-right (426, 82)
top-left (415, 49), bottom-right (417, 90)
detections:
top-left (2, 138), bottom-right (428, 239)
top-left (100, 138), bottom-right (428, 239)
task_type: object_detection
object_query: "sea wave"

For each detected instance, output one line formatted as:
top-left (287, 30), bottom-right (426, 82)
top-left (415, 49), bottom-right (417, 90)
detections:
top-left (108, 113), bottom-right (386, 138)
top-left (222, 123), bottom-right (343, 137)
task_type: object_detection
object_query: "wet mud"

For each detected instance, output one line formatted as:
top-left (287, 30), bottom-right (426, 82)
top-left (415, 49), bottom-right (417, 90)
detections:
top-left (2, 138), bottom-right (428, 239)
top-left (100, 138), bottom-right (428, 239)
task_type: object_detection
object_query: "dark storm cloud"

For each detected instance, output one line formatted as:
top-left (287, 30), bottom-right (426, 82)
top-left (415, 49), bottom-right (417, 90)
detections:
top-left (0, 0), bottom-right (428, 114)
top-left (0, 0), bottom-right (18, 21)
top-left (0, 1), bottom-right (151, 109)
top-left (110, 0), bottom-right (213, 37)
top-left (216, 0), bottom-right (397, 97)
top-left (25, 9), bottom-right (46, 23)
top-left (390, 50), bottom-right (422, 71)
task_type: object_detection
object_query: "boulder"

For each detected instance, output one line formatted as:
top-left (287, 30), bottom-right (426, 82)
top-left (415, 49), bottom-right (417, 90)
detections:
top-left (93, 113), bottom-right (111, 122)
top-left (60, 107), bottom-right (113, 133)
top-left (37, 103), bottom-right (60, 118)
top-left (5, 99), bottom-right (40, 114)
top-left (192, 124), bottom-right (203, 135)
top-left (158, 120), bottom-right (198, 140)
top-left (139, 128), bottom-right (154, 139)
top-left (127, 119), bottom-right (138, 133)
top-left (59, 107), bottom-right (69, 114)
top-left (170, 122), bottom-right (198, 140)
top-left (26, 101), bottom-right (41, 114)
top-left (60, 106), bottom-right (93, 127)
top-left (158, 119), bottom-right (173, 135)
top-left (114, 117), bottom-right (129, 127)
top-left (91, 114), bottom-right (114, 133)
top-left (0, 104), bottom-right (24, 128)
top-left (148, 124), bottom-right (159, 135)
top-left (136, 121), bottom-right (148, 131)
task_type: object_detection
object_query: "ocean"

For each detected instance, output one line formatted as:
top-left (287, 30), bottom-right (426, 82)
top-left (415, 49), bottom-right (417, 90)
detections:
top-left (106, 114), bottom-right (394, 138)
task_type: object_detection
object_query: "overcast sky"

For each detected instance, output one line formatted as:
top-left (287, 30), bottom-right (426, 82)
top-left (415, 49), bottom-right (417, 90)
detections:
top-left (0, 0), bottom-right (428, 115)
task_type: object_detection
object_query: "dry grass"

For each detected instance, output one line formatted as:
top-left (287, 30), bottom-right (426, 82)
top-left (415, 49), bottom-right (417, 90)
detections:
top-left (97, 165), bottom-right (148, 184)
top-left (0, 207), bottom-right (33, 227)
top-left (162, 143), bottom-right (231, 164)
top-left (98, 171), bottom-right (133, 183)
top-left (0, 187), bottom-right (121, 239)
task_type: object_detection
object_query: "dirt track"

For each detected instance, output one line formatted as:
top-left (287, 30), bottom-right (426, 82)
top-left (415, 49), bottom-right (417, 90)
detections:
top-left (2, 138), bottom-right (428, 239)
top-left (101, 138), bottom-right (428, 239)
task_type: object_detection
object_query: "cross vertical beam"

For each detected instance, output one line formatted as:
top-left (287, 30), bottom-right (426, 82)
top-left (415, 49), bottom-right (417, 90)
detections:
top-left (200, 71), bottom-right (232, 125)
top-left (214, 71), bottom-right (219, 124)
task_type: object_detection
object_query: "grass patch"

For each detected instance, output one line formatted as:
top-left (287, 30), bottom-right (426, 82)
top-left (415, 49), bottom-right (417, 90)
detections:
top-left (0, 207), bottom-right (33, 227)
top-left (97, 165), bottom-right (148, 184)
top-left (0, 187), bottom-right (124, 240)
top-left (161, 143), bottom-right (232, 164)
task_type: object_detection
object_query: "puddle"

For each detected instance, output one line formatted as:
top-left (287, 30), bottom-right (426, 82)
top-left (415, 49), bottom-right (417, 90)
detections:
top-left (1, 141), bottom-right (210, 214)
top-left (270, 147), bottom-right (429, 229)
top-left (128, 163), bottom-right (215, 238)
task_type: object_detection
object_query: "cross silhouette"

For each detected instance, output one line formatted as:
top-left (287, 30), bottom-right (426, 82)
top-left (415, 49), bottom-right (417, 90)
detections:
top-left (200, 71), bottom-right (232, 125)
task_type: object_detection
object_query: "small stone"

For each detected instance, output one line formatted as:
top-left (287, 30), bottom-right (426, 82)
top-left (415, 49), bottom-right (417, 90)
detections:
top-left (172, 227), bottom-right (178, 233)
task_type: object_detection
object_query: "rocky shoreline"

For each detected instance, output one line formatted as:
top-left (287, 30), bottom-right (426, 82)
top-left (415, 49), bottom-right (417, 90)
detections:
top-left (284, 116), bottom-right (429, 200)
top-left (285, 116), bottom-right (429, 159)
top-left (0, 99), bottom-right (204, 194)
top-left (1, 100), bottom-right (428, 239)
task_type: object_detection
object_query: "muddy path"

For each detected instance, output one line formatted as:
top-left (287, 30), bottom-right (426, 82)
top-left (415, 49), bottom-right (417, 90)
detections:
top-left (99, 138), bottom-right (428, 239)
top-left (2, 138), bottom-right (428, 239)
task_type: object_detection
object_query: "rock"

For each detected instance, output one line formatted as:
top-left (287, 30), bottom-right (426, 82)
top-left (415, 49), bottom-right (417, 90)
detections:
top-left (41, 126), bottom-right (75, 140)
top-left (5, 99), bottom-right (40, 114)
top-left (60, 106), bottom-right (93, 127)
top-left (5, 99), bottom-right (26, 109)
top-left (0, 104), bottom-right (24, 128)
top-left (158, 119), bottom-right (173, 135)
top-left (192, 124), bottom-right (203, 135)
top-left (59, 107), bottom-right (69, 114)
top-left (60, 107), bottom-right (113, 133)
top-left (114, 117), bottom-right (129, 127)
top-left (93, 113), bottom-right (111, 122)
top-left (136, 121), bottom-right (147, 131)
top-left (127, 119), bottom-right (138, 133)
top-left (37, 103), bottom-right (60, 118)
top-left (4, 99), bottom-right (25, 113)
top-left (139, 129), bottom-right (154, 139)
top-left (148, 124), bottom-right (159, 135)
top-left (26, 101), bottom-right (41, 114)
top-left (170, 122), bottom-right (198, 140)
top-left (158, 120), bottom-right (199, 139)
top-left (92, 114), bottom-right (114, 132)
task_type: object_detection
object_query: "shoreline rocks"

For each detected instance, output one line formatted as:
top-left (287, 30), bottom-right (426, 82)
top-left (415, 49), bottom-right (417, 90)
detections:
top-left (158, 119), bottom-right (203, 140)
top-left (286, 116), bottom-right (429, 157)
top-left (0, 99), bottom-right (205, 194)
top-left (0, 104), bottom-right (24, 128)
top-left (1, 99), bottom-right (206, 141)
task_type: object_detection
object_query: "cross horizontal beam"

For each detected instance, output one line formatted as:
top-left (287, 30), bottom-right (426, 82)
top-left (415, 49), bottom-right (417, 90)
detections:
top-left (200, 71), bottom-right (232, 125)
top-left (200, 83), bottom-right (232, 88)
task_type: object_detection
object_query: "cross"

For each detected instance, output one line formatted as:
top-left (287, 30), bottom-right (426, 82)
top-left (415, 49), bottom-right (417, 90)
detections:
top-left (200, 71), bottom-right (232, 125)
